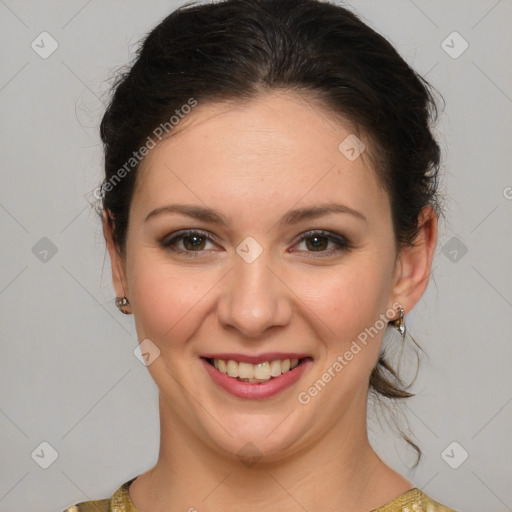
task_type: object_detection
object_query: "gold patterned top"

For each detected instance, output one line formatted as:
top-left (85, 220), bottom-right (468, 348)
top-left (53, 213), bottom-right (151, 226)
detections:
top-left (63, 476), bottom-right (458, 512)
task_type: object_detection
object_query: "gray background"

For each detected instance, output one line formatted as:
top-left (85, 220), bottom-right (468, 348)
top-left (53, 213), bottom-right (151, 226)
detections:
top-left (0, 1), bottom-right (511, 511)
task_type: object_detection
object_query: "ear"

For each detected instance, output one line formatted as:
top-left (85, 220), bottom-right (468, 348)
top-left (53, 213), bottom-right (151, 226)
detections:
top-left (102, 210), bottom-right (132, 314)
top-left (390, 205), bottom-right (438, 314)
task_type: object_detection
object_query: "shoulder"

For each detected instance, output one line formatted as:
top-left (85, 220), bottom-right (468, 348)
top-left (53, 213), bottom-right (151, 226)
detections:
top-left (62, 476), bottom-right (139, 512)
top-left (415, 489), bottom-right (459, 512)
top-left (373, 488), bottom-right (459, 512)
top-left (62, 499), bottom-right (110, 512)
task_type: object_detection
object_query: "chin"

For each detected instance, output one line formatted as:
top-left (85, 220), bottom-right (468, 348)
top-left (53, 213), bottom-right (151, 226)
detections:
top-left (194, 406), bottom-right (313, 466)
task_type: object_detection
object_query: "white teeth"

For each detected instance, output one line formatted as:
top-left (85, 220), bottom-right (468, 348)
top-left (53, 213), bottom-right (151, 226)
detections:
top-left (254, 361), bottom-right (271, 380)
top-left (270, 360), bottom-right (282, 377)
top-left (210, 357), bottom-right (303, 381)
top-left (238, 362), bottom-right (254, 379)
top-left (226, 359), bottom-right (238, 378)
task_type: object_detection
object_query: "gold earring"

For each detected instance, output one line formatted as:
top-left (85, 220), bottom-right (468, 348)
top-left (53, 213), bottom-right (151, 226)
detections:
top-left (115, 296), bottom-right (131, 314)
top-left (393, 307), bottom-right (406, 340)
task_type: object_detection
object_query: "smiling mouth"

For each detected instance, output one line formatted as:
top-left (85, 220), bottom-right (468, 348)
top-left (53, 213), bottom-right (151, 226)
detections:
top-left (203, 357), bottom-right (313, 383)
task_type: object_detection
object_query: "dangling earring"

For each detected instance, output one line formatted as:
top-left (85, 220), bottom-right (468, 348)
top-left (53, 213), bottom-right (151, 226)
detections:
top-left (115, 296), bottom-right (131, 314)
top-left (391, 307), bottom-right (407, 375)
top-left (393, 307), bottom-right (406, 341)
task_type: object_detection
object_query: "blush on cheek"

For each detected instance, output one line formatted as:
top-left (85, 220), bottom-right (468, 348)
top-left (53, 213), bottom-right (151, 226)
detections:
top-left (131, 269), bottom-right (212, 346)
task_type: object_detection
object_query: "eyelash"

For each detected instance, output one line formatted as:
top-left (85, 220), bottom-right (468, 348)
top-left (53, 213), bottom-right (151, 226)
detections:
top-left (159, 229), bottom-right (352, 259)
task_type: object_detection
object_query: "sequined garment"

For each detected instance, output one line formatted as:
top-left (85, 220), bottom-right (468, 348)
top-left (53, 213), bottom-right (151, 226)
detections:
top-left (63, 476), bottom-right (458, 512)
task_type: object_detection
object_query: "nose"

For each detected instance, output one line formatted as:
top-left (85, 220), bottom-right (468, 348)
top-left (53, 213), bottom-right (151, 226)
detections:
top-left (216, 248), bottom-right (293, 338)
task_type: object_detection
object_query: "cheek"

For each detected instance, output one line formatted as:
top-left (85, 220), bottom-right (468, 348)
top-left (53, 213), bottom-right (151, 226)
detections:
top-left (299, 260), bottom-right (394, 388)
top-left (127, 250), bottom-right (215, 343)
top-left (301, 259), bottom-right (393, 330)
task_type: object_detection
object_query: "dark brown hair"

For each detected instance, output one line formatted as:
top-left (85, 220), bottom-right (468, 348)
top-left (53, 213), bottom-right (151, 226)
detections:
top-left (98, 0), bottom-right (442, 464)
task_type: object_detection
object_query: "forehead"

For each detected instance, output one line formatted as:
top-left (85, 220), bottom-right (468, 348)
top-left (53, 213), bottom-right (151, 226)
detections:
top-left (132, 91), bottom-right (389, 225)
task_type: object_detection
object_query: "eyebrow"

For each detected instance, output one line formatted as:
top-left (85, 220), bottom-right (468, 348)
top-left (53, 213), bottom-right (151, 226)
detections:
top-left (144, 202), bottom-right (366, 225)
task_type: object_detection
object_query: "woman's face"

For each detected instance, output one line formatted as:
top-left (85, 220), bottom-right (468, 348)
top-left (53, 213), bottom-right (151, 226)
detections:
top-left (108, 91), bottom-right (427, 461)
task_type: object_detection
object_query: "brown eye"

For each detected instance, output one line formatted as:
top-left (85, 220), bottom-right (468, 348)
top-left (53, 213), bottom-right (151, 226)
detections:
top-left (294, 230), bottom-right (351, 258)
top-left (160, 230), bottom-right (218, 255)
top-left (305, 234), bottom-right (329, 251)
top-left (182, 234), bottom-right (207, 251)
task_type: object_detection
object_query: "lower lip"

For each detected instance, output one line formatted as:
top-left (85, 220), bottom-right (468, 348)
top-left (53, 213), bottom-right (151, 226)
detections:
top-left (201, 358), bottom-right (313, 400)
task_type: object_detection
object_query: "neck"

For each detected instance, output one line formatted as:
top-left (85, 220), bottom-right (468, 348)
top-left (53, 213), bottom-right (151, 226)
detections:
top-left (128, 394), bottom-right (412, 512)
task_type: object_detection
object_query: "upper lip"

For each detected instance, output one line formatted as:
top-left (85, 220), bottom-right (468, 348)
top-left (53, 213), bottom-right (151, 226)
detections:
top-left (200, 353), bottom-right (312, 364)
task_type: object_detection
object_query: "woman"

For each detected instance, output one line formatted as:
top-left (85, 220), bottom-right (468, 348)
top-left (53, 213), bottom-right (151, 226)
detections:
top-left (65, 0), bottom-right (457, 510)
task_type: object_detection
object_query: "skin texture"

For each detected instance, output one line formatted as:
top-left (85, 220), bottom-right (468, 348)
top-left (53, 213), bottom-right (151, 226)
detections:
top-left (104, 91), bottom-right (437, 512)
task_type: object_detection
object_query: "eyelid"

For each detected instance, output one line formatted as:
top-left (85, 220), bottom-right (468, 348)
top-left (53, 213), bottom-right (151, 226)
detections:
top-left (291, 229), bottom-right (351, 256)
top-left (161, 229), bottom-right (349, 245)
top-left (160, 228), bottom-right (352, 257)
top-left (160, 229), bottom-right (219, 249)
top-left (295, 229), bottom-right (349, 245)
